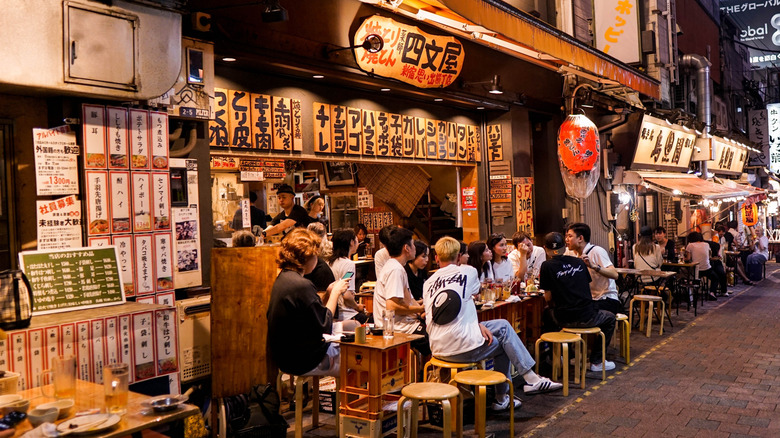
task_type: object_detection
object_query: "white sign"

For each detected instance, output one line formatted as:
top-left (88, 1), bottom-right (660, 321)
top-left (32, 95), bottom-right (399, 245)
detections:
top-left (631, 114), bottom-right (696, 171)
top-left (708, 137), bottom-right (748, 176)
top-left (768, 103), bottom-right (780, 174)
top-left (748, 109), bottom-right (768, 166)
top-left (240, 171), bottom-right (263, 181)
top-left (36, 195), bottom-right (82, 250)
top-left (33, 126), bottom-right (79, 196)
top-left (358, 187), bottom-right (373, 208)
top-left (594, 0), bottom-right (641, 64)
top-left (239, 198), bottom-right (250, 229)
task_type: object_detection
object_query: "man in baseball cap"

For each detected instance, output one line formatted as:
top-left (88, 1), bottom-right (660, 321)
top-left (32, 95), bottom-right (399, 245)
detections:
top-left (264, 184), bottom-right (312, 237)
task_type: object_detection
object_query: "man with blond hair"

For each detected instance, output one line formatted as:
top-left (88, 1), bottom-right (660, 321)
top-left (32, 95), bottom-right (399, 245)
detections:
top-left (423, 237), bottom-right (561, 411)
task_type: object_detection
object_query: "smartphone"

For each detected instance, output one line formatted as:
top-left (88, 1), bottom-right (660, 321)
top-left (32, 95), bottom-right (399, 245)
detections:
top-left (342, 271), bottom-right (355, 280)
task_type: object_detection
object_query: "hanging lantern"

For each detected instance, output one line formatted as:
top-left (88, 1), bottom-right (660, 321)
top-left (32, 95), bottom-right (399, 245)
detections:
top-left (742, 202), bottom-right (758, 226)
top-left (557, 114), bottom-right (601, 198)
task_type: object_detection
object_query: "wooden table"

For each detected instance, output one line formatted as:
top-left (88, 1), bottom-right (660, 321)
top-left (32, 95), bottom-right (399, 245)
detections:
top-left (662, 261), bottom-right (699, 315)
top-left (616, 268), bottom-right (676, 302)
top-left (337, 332), bottom-right (422, 437)
top-left (12, 380), bottom-right (199, 437)
top-left (476, 295), bottom-right (545, 347)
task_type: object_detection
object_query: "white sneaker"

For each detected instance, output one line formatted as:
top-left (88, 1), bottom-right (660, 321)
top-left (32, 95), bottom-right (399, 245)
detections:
top-left (490, 395), bottom-right (521, 411)
top-left (589, 361), bottom-right (616, 372)
top-left (523, 377), bottom-right (563, 394)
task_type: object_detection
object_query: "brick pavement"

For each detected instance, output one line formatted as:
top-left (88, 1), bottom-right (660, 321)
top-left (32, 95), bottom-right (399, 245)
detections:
top-left (289, 262), bottom-right (780, 437)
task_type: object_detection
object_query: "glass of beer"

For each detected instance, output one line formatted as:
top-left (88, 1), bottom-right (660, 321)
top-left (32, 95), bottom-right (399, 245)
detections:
top-left (41, 355), bottom-right (77, 399)
top-left (104, 363), bottom-right (129, 415)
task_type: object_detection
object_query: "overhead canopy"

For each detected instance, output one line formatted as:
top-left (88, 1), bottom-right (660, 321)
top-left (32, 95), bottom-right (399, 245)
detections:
top-left (378, 0), bottom-right (661, 100)
top-left (625, 171), bottom-right (752, 200)
top-left (716, 178), bottom-right (769, 203)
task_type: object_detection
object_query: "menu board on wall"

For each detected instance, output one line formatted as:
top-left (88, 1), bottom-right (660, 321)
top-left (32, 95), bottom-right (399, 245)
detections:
top-left (109, 172), bottom-right (131, 234)
top-left (85, 171), bottom-right (110, 235)
top-left (152, 173), bottom-right (171, 231)
top-left (106, 107), bottom-right (129, 169)
top-left (82, 105), bottom-right (107, 168)
top-left (154, 233), bottom-right (173, 291)
top-left (515, 177), bottom-right (535, 238)
top-left (37, 195), bottom-right (82, 250)
top-left (132, 173), bottom-right (152, 233)
top-left (134, 234), bottom-right (155, 296)
top-left (489, 160), bottom-right (512, 217)
top-left (113, 236), bottom-right (134, 297)
top-left (19, 247), bottom-right (125, 315)
top-left (150, 112), bottom-right (169, 170)
top-left (129, 109), bottom-right (151, 170)
top-left (33, 126), bottom-right (79, 196)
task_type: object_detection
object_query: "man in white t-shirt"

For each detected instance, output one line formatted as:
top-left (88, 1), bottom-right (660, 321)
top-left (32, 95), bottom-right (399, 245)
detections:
top-left (424, 237), bottom-right (561, 411)
top-left (373, 224), bottom-right (396, 279)
top-left (508, 231), bottom-right (547, 280)
top-left (374, 226), bottom-right (428, 354)
top-left (564, 223), bottom-right (622, 315)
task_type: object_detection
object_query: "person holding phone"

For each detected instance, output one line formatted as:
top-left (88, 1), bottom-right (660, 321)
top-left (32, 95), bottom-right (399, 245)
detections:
top-left (329, 229), bottom-right (368, 324)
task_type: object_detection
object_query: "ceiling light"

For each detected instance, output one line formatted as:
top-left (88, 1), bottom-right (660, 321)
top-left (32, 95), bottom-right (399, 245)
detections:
top-left (222, 57), bottom-right (237, 62)
top-left (261, 0), bottom-right (288, 22)
top-left (672, 189), bottom-right (683, 195)
top-left (434, 98), bottom-right (443, 102)
top-left (477, 106), bottom-right (485, 110)
top-left (488, 75), bottom-right (503, 95)
top-left (380, 88), bottom-right (391, 92)
top-left (312, 75), bottom-right (324, 79)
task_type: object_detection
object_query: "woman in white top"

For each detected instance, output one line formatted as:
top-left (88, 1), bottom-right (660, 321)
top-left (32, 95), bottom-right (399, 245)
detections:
top-left (632, 226), bottom-right (665, 285)
top-left (328, 229), bottom-right (367, 323)
top-left (467, 241), bottom-right (493, 282)
top-left (684, 231), bottom-right (719, 301)
top-left (488, 233), bottom-right (514, 282)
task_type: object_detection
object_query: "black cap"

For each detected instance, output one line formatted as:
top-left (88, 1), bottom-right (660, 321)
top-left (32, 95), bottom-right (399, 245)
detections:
top-left (544, 232), bottom-right (565, 250)
top-left (640, 226), bottom-right (653, 237)
top-left (306, 194), bottom-right (322, 207)
top-left (276, 184), bottom-right (295, 196)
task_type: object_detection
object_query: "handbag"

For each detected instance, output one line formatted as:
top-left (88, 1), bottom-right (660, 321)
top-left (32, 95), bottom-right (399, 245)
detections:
top-left (0, 270), bottom-right (34, 330)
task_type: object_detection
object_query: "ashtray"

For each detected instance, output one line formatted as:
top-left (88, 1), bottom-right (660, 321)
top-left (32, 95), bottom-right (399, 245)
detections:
top-left (141, 394), bottom-right (188, 413)
top-left (370, 328), bottom-right (384, 336)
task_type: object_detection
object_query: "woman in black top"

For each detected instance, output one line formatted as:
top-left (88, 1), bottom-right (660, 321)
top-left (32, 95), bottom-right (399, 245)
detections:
top-left (405, 240), bottom-right (429, 301)
top-left (355, 223), bottom-right (371, 257)
top-left (267, 228), bottom-right (348, 376)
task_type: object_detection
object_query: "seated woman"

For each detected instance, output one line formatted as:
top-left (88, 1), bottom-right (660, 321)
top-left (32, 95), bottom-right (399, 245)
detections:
top-left (405, 240), bottom-right (430, 301)
top-left (723, 232), bottom-right (753, 285)
top-left (355, 223), bottom-right (371, 258)
top-left (684, 231), bottom-right (720, 301)
top-left (467, 241), bottom-right (493, 282)
top-left (329, 228), bottom-right (368, 324)
top-left (488, 233), bottom-right (514, 282)
top-left (267, 228), bottom-right (348, 376)
top-left (633, 226), bottom-right (664, 284)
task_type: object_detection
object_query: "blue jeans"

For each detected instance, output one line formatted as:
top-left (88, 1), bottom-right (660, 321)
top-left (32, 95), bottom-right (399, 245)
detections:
top-left (436, 319), bottom-right (536, 398)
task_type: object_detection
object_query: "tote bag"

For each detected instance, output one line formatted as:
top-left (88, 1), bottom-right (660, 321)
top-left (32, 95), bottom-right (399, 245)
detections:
top-left (0, 270), bottom-right (34, 330)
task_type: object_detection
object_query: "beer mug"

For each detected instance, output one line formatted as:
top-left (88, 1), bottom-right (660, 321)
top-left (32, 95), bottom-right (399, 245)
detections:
top-left (41, 356), bottom-right (77, 399)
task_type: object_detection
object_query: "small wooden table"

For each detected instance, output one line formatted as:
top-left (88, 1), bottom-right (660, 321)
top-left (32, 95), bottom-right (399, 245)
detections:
top-left (662, 261), bottom-right (699, 314)
top-left (616, 268), bottom-right (676, 325)
top-left (12, 380), bottom-right (199, 437)
top-left (476, 295), bottom-right (545, 347)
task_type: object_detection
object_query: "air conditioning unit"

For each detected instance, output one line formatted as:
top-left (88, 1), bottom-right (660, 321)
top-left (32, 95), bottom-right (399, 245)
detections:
top-left (176, 295), bottom-right (211, 382)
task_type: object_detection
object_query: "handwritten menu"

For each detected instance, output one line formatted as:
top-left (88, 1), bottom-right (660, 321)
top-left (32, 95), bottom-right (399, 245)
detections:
top-left (19, 247), bottom-right (126, 315)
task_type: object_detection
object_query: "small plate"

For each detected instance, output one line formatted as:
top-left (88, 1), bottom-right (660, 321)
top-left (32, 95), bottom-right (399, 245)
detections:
top-left (56, 414), bottom-right (120, 435)
top-left (141, 394), bottom-right (188, 412)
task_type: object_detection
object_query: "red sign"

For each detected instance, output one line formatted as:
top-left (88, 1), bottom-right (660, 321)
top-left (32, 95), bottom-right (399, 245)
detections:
top-left (462, 187), bottom-right (477, 211)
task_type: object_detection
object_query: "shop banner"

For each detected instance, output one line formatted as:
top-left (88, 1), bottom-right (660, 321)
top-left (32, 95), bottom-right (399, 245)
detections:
top-left (486, 125), bottom-right (504, 161)
top-left (106, 107), bottom-right (129, 169)
top-left (594, 0), bottom-right (641, 64)
top-left (209, 88), bottom-right (229, 147)
top-left (768, 103), bottom-right (780, 174)
top-left (82, 105), bottom-right (106, 168)
top-left (748, 109), bottom-right (768, 166)
top-left (36, 195), bottom-right (82, 250)
top-left (272, 96), bottom-right (292, 151)
top-left (33, 126), bottom-right (79, 196)
top-left (462, 186), bottom-right (477, 211)
top-left (708, 137), bottom-right (748, 176)
top-left (354, 15), bottom-right (464, 89)
top-left (630, 114), bottom-right (696, 171)
top-left (515, 178), bottom-right (535, 237)
top-left (228, 90), bottom-right (251, 148)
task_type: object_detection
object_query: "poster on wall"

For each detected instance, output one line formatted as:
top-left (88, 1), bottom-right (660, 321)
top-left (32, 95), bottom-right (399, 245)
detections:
top-left (33, 126), bottom-right (79, 196)
top-left (174, 207), bottom-right (200, 279)
top-left (82, 105), bottom-right (106, 169)
top-left (150, 112), bottom-right (169, 170)
top-left (85, 171), bottom-right (110, 235)
top-left (132, 173), bottom-right (152, 233)
top-left (106, 107), bottom-right (129, 169)
top-left (109, 171), bottom-right (131, 234)
top-left (129, 109), bottom-right (151, 170)
top-left (36, 195), bottom-right (82, 250)
top-left (113, 236), bottom-right (134, 297)
top-left (515, 177), bottom-right (535, 237)
top-left (134, 234), bottom-right (155, 296)
top-left (462, 186), bottom-right (477, 211)
top-left (152, 172), bottom-right (171, 231)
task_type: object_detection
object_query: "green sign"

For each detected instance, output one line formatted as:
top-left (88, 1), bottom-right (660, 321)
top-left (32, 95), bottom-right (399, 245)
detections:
top-left (19, 247), bottom-right (126, 315)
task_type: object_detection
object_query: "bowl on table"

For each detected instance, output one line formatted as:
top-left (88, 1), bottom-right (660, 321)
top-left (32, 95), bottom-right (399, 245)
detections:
top-left (36, 399), bottom-right (74, 420)
top-left (0, 399), bottom-right (29, 415)
top-left (474, 301), bottom-right (484, 310)
top-left (27, 407), bottom-right (58, 428)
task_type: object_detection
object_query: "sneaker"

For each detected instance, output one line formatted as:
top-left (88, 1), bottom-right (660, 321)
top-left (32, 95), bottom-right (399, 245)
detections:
top-left (523, 377), bottom-right (563, 395)
top-left (490, 395), bottom-right (522, 411)
top-left (589, 360), bottom-right (616, 372)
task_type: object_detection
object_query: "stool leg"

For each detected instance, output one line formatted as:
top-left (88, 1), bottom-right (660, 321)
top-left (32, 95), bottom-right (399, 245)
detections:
top-left (573, 339), bottom-right (580, 385)
top-left (475, 385), bottom-right (486, 438)
top-left (508, 380), bottom-right (514, 438)
top-left (397, 396), bottom-right (407, 438)
top-left (441, 399), bottom-right (452, 438)
top-left (552, 343), bottom-right (560, 381)
top-left (599, 332), bottom-right (606, 381)
top-left (561, 343), bottom-right (569, 397)
top-left (659, 301), bottom-right (665, 336)
top-left (456, 390), bottom-right (463, 438)
top-left (628, 300), bottom-right (634, 332)
top-left (534, 339), bottom-right (541, 374)
top-left (646, 302), bottom-right (653, 338)
top-left (335, 378), bottom-right (340, 437)
top-left (580, 338), bottom-right (587, 389)
top-left (624, 321), bottom-right (630, 364)
top-left (312, 376), bottom-right (319, 429)
top-left (639, 301), bottom-right (647, 332)
top-left (295, 377), bottom-right (304, 438)
top-left (410, 399), bottom-right (419, 438)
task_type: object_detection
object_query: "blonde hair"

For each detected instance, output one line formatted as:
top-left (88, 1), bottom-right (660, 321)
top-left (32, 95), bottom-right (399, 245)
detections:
top-left (277, 228), bottom-right (322, 272)
top-left (434, 236), bottom-right (460, 263)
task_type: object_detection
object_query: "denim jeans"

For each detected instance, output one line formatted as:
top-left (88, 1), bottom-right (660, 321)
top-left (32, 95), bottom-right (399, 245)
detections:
top-left (559, 310), bottom-right (615, 363)
top-left (436, 319), bottom-right (536, 398)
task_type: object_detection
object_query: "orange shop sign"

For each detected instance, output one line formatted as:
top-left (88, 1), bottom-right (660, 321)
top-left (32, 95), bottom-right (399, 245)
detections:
top-left (354, 15), bottom-right (465, 89)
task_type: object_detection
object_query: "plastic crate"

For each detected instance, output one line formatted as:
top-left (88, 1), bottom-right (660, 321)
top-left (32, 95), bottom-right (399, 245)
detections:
top-left (0, 372), bottom-right (19, 395)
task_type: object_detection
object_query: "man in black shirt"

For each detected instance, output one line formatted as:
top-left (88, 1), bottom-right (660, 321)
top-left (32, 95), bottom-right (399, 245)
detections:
top-left (231, 191), bottom-right (268, 232)
top-left (264, 184), bottom-right (311, 237)
top-left (539, 232), bottom-right (616, 372)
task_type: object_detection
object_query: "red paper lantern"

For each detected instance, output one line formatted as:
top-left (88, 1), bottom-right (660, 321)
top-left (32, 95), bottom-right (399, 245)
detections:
top-left (557, 114), bottom-right (600, 173)
top-left (742, 202), bottom-right (758, 227)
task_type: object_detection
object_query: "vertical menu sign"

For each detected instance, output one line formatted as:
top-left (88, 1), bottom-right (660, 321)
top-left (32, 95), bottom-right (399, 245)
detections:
top-left (19, 247), bottom-right (126, 315)
top-left (33, 126), bottom-right (79, 195)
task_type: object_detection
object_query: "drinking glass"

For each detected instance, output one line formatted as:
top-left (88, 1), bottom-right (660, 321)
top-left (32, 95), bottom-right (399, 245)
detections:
top-left (41, 356), bottom-right (77, 399)
top-left (382, 310), bottom-right (395, 339)
top-left (104, 363), bottom-right (129, 415)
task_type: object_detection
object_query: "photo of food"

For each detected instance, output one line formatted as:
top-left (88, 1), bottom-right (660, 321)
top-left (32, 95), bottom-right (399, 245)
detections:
top-left (86, 153), bottom-right (106, 167)
top-left (124, 282), bottom-right (134, 296)
top-left (177, 249), bottom-right (198, 272)
top-left (157, 277), bottom-right (173, 290)
top-left (157, 357), bottom-right (178, 375)
top-left (135, 362), bottom-right (155, 381)
top-left (131, 154), bottom-right (148, 168)
top-left (112, 218), bottom-right (130, 233)
top-left (155, 215), bottom-right (170, 231)
top-left (110, 154), bottom-right (128, 168)
top-left (152, 156), bottom-right (168, 169)
top-left (90, 219), bottom-right (109, 234)
top-left (176, 220), bottom-right (197, 241)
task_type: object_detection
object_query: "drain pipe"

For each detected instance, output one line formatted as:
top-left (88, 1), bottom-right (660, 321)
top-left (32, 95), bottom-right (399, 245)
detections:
top-left (679, 54), bottom-right (711, 178)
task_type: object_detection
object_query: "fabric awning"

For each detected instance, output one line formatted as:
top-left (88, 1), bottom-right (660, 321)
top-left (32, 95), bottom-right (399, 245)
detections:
top-left (715, 178), bottom-right (769, 203)
top-left (379, 0), bottom-right (661, 100)
top-left (641, 174), bottom-right (752, 200)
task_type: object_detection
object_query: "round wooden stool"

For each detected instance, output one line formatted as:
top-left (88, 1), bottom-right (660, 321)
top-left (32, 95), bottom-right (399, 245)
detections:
top-left (450, 370), bottom-right (513, 438)
top-left (277, 373), bottom-right (339, 438)
top-left (397, 382), bottom-right (461, 438)
top-left (424, 357), bottom-right (480, 383)
top-left (534, 332), bottom-right (584, 396)
top-left (562, 327), bottom-right (606, 381)
top-left (615, 313), bottom-right (630, 364)
top-left (629, 294), bottom-right (665, 337)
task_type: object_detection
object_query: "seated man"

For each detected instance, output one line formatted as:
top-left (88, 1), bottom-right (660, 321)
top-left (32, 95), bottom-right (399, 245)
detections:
top-left (423, 237), bottom-right (562, 411)
top-left (540, 232), bottom-right (617, 372)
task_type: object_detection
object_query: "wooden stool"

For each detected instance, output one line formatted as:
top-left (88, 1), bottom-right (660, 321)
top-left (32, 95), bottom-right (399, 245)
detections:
top-left (615, 313), bottom-right (630, 365)
top-left (629, 294), bottom-right (665, 337)
top-left (424, 357), bottom-right (479, 382)
top-left (277, 373), bottom-right (338, 438)
top-left (450, 370), bottom-right (513, 438)
top-left (533, 332), bottom-right (585, 396)
top-left (561, 327), bottom-right (606, 381)
top-left (642, 285), bottom-right (673, 328)
top-left (397, 382), bottom-right (462, 438)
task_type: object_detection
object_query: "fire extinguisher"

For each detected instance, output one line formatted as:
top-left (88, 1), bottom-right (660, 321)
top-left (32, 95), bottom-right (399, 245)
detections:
top-left (616, 238), bottom-right (624, 268)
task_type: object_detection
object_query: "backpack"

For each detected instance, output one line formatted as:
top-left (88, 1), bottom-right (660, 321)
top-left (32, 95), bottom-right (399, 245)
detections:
top-left (0, 270), bottom-right (34, 330)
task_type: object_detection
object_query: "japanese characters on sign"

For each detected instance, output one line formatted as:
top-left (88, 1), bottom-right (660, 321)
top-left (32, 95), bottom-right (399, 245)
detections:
top-left (359, 208), bottom-right (393, 233)
top-left (462, 186), bottom-right (477, 211)
top-left (210, 88), bottom-right (229, 147)
top-left (91, 320), bottom-right (105, 383)
top-left (748, 109), bottom-right (768, 166)
top-left (29, 329), bottom-right (43, 388)
top-left (489, 161), bottom-right (512, 217)
top-left (82, 105), bottom-right (106, 169)
top-left (768, 103), bottom-right (780, 174)
top-left (37, 195), bottom-right (82, 250)
top-left (708, 137), bottom-right (748, 176)
top-left (129, 109), bottom-right (151, 170)
top-left (152, 173), bottom-right (171, 232)
top-left (88, 237), bottom-right (110, 247)
top-left (154, 233), bottom-right (174, 292)
top-left (155, 309), bottom-right (178, 376)
top-left (132, 173), bottom-right (152, 233)
top-left (515, 177), bottom-right (535, 237)
top-left (132, 312), bottom-right (156, 381)
top-left (272, 97), bottom-right (292, 151)
top-left (594, 0), bottom-right (641, 64)
top-left (86, 171), bottom-right (110, 235)
top-left (107, 107), bottom-right (129, 169)
top-left (109, 172), bottom-right (131, 234)
top-left (134, 234), bottom-right (155, 296)
top-left (113, 235), bottom-right (134, 297)
top-left (486, 124), bottom-right (504, 161)
top-left (631, 114), bottom-right (696, 172)
top-left (354, 15), bottom-right (465, 89)
top-left (33, 126), bottom-right (79, 196)
top-left (150, 111), bottom-right (170, 170)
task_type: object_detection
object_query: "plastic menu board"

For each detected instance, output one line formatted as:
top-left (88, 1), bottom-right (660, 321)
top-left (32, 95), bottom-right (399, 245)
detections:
top-left (19, 247), bottom-right (126, 315)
